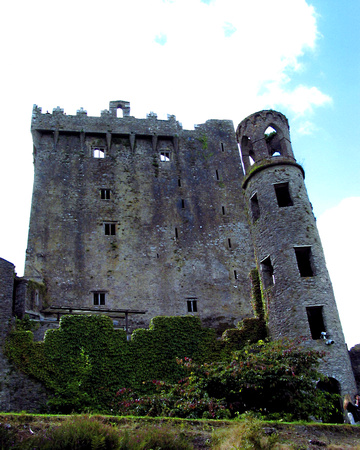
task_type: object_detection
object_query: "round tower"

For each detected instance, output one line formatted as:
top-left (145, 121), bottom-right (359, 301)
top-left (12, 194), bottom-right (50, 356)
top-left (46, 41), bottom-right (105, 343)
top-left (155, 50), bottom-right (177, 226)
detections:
top-left (237, 110), bottom-right (356, 398)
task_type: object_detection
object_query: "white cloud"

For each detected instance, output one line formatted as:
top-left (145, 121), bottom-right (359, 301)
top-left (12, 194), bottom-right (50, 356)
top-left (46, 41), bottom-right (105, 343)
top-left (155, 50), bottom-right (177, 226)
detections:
top-left (317, 198), bottom-right (360, 349)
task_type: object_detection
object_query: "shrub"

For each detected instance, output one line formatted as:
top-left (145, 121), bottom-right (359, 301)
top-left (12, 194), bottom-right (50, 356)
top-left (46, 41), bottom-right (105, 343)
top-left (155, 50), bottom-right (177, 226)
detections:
top-left (21, 415), bottom-right (121, 449)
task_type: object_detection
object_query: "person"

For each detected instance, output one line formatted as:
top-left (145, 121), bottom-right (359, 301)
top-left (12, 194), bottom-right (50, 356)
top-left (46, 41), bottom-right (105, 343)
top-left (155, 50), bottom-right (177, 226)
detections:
top-left (344, 394), bottom-right (360, 424)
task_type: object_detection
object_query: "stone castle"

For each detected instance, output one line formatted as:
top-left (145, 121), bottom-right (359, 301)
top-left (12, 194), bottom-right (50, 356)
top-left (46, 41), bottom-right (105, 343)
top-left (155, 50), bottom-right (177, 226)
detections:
top-left (0, 101), bottom-right (359, 411)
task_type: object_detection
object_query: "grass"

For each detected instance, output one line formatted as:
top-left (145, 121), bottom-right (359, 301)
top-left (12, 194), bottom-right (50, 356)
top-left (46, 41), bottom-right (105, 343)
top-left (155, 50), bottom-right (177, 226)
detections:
top-left (1, 413), bottom-right (360, 449)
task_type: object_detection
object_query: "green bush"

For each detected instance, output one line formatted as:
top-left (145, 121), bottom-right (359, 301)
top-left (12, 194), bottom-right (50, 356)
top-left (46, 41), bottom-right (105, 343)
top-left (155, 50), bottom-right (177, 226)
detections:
top-left (21, 415), bottom-right (121, 450)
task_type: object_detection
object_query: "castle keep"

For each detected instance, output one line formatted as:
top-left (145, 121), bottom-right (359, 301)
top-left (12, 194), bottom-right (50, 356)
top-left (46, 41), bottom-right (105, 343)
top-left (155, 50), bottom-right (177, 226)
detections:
top-left (0, 101), bottom-right (357, 410)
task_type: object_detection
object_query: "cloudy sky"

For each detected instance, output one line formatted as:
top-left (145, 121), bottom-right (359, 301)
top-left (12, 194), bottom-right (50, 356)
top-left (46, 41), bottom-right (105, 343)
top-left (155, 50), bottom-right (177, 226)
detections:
top-left (1, 0), bottom-right (359, 347)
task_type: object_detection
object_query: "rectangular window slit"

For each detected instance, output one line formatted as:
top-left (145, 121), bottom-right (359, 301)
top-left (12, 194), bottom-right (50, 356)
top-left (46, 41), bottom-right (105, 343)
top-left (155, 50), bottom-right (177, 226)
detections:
top-left (181, 199), bottom-right (185, 209)
top-left (228, 238), bottom-right (232, 248)
top-left (294, 246), bottom-right (314, 277)
top-left (178, 179), bottom-right (181, 187)
top-left (187, 299), bottom-right (197, 312)
top-left (160, 151), bottom-right (170, 162)
top-left (250, 193), bottom-right (260, 222)
top-left (104, 223), bottom-right (116, 235)
top-left (93, 147), bottom-right (105, 158)
top-left (93, 292), bottom-right (106, 306)
top-left (261, 256), bottom-right (274, 288)
top-left (221, 143), bottom-right (225, 152)
top-left (175, 227), bottom-right (178, 239)
top-left (222, 206), bottom-right (225, 215)
top-left (216, 170), bottom-right (219, 180)
top-left (274, 182), bottom-right (293, 207)
top-left (234, 270), bottom-right (238, 279)
top-left (101, 189), bottom-right (111, 200)
top-left (306, 306), bottom-right (325, 340)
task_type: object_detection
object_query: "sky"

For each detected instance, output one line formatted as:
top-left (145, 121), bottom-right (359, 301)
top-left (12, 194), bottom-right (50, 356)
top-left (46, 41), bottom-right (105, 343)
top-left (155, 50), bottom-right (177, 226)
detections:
top-left (0, 0), bottom-right (359, 347)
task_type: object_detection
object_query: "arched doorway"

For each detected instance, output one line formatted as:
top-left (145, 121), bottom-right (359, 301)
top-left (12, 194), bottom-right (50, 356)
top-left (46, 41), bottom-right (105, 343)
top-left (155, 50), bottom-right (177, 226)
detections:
top-left (317, 378), bottom-right (343, 423)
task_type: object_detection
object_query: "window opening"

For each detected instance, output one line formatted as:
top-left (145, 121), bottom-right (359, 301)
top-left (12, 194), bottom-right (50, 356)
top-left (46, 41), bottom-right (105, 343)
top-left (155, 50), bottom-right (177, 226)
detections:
top-left (181, 199), bottom-right (185, 209)
top-left (101, 189), bottom-right (111, 200)
top-left (160, 151), bottom-right (170, 162)
top-left (222, 206), bottom-right (225, 215)
top-left (221, 142), bottom-right (225, 152)
top-left (104, 223), bottom-right (116, 235)
top-left (228, 238), bottom-right (232, 248)
top-left (93, 147), bottom-right (105, 158)
top-left (234, 270), bottom-right (238, 280)
top-left (249, 150), bottom-right (255, 166)
top-left (274, 182), bottom-right (293, 207)
top-left (187, 299), bottom-right (198, 312)
top-left (295, 246), bottom-right (314, 277)
top-left (261, 256), bottom-right (274, 288)
top-left (175, 227), bottom-right (178, 239)
top-left (306, 306), bottom-right (325, 339)
top-left (178, 179), bottom-right (181, 187)
top-left (216, 170), bottom-right (219, 180)
top-left (93, 292), bottom-right (106, 306)
top-left (250, 193), bottom-right (260, 222)
top-left (265, 126), bottom-right (282, 157)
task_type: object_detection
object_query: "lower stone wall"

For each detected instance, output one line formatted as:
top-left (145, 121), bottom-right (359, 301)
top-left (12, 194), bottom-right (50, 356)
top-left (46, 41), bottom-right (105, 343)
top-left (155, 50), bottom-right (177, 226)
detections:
top-left (349, 345), bottom-right (360, 393)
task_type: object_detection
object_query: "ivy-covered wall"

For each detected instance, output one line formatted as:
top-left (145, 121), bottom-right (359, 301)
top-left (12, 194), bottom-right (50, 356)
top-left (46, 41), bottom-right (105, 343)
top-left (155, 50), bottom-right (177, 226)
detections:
top-left (5, 313), bottom-right (266, 413)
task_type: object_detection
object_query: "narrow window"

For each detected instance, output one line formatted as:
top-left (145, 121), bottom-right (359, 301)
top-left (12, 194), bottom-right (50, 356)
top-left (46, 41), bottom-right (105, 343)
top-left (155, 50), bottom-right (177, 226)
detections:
top-left (250, 193), bottom-right (260, 222)
top-left (181, 199), bottom-right (185, 209)
top-left (274, 182), bottom-right (293, 207)
top-left (306, 306), bottom-right (325, 340)
top-left (93, 292), bottom-right (106, 306)
top-left (216, 170), bottom-right (220, 180)
top-left (160, 151), bottom-right (170, 162)
top-left (93, 147), bottom-right (105, 158)
top-left (294, 246), bottom-right (314, 277)
top-left (187, 299), bottom-right (198, 312)
top-left (175, 227), bottom-right (178, 239)
top-left (234, 270), bottom-right (238, 280)
top-left (221, 142), bottom-right (225, 152)
top-left (101, 189), bottom-right (111, 200)
top-left (104, 223), bottom-right (116, 235)
top-left (222, 206), bottom-right (225, 215)
top-left (261, 256), bottom-right (274, 288)
top-left (228, 238), bottom-right (232, 248)
top-left (178, 179), bottom-right (181, 187)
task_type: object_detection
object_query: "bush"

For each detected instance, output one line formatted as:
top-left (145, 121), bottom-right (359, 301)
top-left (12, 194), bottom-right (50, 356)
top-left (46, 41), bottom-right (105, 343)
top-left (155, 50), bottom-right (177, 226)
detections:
top-left (21, 415), bottom-right (121, 449)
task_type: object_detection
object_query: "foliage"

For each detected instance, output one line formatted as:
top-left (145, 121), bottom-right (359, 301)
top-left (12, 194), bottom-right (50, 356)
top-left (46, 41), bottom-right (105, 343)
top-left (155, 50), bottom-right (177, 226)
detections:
top-left (0, 421), bottom-right (17, 449)
top-left (212, 413), bottom-right (278, 449)
top-left (14, 314), bottom-right (39, 332)
top-left (113, 339), bottom-right (333, 422)
top-left (5, 315), bottom-right (229, 414)
top-left (19, 415), bottom-right (121, 449)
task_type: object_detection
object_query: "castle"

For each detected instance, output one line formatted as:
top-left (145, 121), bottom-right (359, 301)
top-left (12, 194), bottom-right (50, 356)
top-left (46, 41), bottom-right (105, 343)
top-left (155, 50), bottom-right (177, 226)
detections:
top-left (0, 101), bottom-right (358, 411)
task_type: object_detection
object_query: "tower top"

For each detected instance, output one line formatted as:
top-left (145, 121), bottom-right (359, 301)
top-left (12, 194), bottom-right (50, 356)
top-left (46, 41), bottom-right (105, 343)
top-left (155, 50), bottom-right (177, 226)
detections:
top-left (236, 110), bottom-right (300, 181)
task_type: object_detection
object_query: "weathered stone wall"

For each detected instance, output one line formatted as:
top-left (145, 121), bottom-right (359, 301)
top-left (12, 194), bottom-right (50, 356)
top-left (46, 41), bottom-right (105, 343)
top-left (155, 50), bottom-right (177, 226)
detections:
top-left (237, 110), bottom-right (357, 396)
top-left (349, 345), bottom-right (360, 392)
top-left (0, 258), bottom-right (48, 412)
top-left (25, 104), bottom-right (255, 332)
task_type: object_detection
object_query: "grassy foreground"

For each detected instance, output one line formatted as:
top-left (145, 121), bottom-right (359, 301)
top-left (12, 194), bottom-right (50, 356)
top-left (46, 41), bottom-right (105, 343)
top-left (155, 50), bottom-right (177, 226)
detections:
top-left (1, 413), bottom-right (360, 449)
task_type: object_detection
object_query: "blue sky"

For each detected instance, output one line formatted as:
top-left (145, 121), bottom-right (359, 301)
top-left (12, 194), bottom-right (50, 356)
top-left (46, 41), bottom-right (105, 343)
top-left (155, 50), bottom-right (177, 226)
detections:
top-left (0, 0), bottom-right (359, 346)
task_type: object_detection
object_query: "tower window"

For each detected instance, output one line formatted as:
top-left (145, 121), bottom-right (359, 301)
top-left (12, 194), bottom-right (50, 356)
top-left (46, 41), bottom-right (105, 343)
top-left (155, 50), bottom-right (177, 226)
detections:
top-left (306, 306), bottom-right (325, 340)
top-left (104, 223), bottom-right (116, 235)
top-left (228, 238), bottom-right (232, 248)
top-left (178, 179), bottom-right (181, 187)
top-left (294, 246), bottom-right (314, 277)
top-left (181, 199), bottom-right (185, 209)
top-left (234, 270), bottom-right (238, 280)
top-left (175, 227), bottom-right (178, 239)
top-left (101, 189), bottom-right (111, 200)
top-left (222, 206), bottom-right (226, 215)
top-left (216, 170), bottom-right (220, 180)
top-left (274, 182), bottom-right (293, 207)
top-left (187, 299), bottom-right (198, 312)
top-left (93, 147), bottom-right (105, 158)
top-left (261, 256), bottom-right (274, 288)
top-left (220, 143), bottom-right (225, 152)
top-left (250, 193), bottom-right (260, 222)
top-left (160, 151), bottom-right (170, 162)
top-left (93, 292), bottom-right (106, 306)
